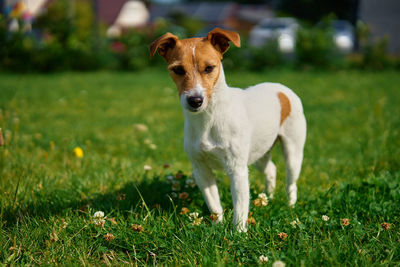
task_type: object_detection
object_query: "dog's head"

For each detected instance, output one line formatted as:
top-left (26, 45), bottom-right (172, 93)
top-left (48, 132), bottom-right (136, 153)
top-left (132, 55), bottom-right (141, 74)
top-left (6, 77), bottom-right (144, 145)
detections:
top-left (150, 28), bottom-right (240, 113)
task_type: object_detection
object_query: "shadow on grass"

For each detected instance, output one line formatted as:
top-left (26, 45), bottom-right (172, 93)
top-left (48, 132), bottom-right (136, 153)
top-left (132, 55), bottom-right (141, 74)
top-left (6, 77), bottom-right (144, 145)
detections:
top-left (3, 174), bottom-right (205, 227)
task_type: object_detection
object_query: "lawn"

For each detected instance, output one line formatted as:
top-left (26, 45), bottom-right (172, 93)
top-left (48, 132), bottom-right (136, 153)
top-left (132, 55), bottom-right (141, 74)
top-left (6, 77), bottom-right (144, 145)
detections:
top-left (0, 69), bottom-right (399, 265)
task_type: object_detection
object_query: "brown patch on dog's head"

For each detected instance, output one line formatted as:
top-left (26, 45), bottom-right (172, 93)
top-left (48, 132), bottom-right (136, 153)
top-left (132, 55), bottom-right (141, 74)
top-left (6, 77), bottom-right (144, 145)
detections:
top-left (278, 92), bottom-right (291, 125)
top-left (150, 28), bottom-right (240, 109)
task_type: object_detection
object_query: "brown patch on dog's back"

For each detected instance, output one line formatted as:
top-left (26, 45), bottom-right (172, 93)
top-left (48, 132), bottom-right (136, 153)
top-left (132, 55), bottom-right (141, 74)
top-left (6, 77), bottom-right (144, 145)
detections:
top-left (278, 92), bottom-right (291, 125)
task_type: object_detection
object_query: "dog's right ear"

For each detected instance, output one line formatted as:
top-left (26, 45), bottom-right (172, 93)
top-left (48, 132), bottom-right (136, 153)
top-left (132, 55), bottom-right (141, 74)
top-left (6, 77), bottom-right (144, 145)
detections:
top-left (149, 33), bottom-right (179, 60)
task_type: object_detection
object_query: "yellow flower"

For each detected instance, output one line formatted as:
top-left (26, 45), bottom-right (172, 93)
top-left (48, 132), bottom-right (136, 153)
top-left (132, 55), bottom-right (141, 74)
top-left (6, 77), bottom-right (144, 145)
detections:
top-left (73, 147), bottom-right (84, 158)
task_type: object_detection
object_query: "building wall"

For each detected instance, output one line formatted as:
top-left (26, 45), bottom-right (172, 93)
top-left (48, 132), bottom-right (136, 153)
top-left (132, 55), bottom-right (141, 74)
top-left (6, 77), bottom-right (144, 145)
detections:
top-left (359, 0), bottom-right (400, 54)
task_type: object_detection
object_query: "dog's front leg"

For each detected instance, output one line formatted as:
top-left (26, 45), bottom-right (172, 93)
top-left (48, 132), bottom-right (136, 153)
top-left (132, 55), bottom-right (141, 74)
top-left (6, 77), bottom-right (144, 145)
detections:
top-left (227, 165), bottom-right (250, 232)
top-left (192, 163), bottom-right (224, 222)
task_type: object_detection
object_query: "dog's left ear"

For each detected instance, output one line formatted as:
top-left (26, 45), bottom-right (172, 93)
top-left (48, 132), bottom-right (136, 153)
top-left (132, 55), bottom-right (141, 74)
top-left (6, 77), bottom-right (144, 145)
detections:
top-left (207, 28), bottom-right (241, 55)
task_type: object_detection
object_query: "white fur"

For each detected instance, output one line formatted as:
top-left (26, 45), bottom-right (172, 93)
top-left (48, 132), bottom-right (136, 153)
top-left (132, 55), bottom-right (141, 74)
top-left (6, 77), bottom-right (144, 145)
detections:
top-left (183, 65), bottom-right (306, 231)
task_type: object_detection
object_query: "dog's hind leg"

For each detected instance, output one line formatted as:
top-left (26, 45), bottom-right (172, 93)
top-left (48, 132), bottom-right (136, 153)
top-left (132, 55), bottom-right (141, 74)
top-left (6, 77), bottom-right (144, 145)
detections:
top-left (192, 164), bottom-right (223, 222)
top-left (279, 114), bottom-right (306, 207)
top-left (255, 152), bottom-right (276, 199)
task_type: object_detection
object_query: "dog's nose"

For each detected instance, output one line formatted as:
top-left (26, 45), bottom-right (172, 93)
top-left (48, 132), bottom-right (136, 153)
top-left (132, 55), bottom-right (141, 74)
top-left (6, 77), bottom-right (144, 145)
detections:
top-left (187, 96), bottom-right (203, 109)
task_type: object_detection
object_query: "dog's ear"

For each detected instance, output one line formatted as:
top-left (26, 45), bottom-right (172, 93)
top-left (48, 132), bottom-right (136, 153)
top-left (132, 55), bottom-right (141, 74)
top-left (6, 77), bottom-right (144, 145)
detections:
top-left (149, 33), bottom-right (179, 60)
top-left (207, 28), bottom-right (241, 55)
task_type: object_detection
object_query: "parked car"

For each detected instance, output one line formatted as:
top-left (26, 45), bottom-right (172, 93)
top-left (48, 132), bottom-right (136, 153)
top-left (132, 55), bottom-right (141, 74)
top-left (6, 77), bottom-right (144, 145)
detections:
top-left (249, 17), bottom-right (299, 53)
top-left (331, 20), bottom-right (355, 53)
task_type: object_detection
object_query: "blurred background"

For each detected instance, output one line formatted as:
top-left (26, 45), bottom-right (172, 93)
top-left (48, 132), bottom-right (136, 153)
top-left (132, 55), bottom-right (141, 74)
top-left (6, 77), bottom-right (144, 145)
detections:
top-left (0, 0), bottom-right (399, 72)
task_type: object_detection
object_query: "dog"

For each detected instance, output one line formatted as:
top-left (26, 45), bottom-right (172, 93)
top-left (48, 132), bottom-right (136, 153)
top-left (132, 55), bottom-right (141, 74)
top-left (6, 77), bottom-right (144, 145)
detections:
top-left (150, 28), bottom-right (306, 231)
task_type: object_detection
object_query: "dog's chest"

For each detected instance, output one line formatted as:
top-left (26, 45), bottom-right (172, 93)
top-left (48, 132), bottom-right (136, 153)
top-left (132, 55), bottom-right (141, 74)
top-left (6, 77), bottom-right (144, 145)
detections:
top-left (186, 127), bottom-right (228, 170)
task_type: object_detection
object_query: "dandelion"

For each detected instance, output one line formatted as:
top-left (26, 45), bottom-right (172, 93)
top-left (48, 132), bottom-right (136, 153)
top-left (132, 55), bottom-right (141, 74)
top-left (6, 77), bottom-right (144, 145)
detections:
top-left (179, 192), bottom-right (189, 200)
top-left (133, 123), bottom-right (148, 132)
top-left (341, 218), bottom-right (350, 226)
top-left (131, 224), bottom-right (144, 232)
top-left (103, 233), bottom-right (115, 241)
top-left (171, 181), bottom-right (180, 191)
top-left (73, 147), bottom-right (84, 158)
top-left (180, 207), bottom-right (190, 215)
top-left (277, 232), bottom-right (288, 240)
top-left (185, 178), bottom-right (196, 188)
top-left (381, 222), bottom-right (391, 230)
top-left (93, 211), bottom-right (106, 227)
top-left (49, 141), bottom-right (55, 150)
top-left (259, 255), bottom-right (269, 264)
top-left (272, 260), bottom-right (286, 267)
top-left (322, 215), bottom-right (330, 221)
top-left (144, 165), bottom-right (152, 171)
top-left (253, 193), bottom-right (268, 207)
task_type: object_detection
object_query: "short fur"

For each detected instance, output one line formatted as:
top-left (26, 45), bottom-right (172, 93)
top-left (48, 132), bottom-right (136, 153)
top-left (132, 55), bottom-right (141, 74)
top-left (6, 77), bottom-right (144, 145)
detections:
top-left (150, 28), bottom-right (306, 231)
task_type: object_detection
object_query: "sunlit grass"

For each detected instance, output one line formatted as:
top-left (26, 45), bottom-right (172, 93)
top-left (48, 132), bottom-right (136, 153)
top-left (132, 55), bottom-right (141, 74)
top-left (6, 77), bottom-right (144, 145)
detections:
top-left (0, 69), bottom-right (399, 265)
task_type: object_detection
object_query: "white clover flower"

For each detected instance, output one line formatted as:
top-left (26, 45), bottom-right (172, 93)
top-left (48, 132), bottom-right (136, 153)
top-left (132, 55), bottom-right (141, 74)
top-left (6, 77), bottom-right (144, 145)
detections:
top-left (322, 215), bottom-right (330, 221)
top-left (144, 165), bottom-right (152, 171)
top-left (259, 255), bottom-right (269, 263)
top-left (149, 143), bottom-right (157, 150)
top-left (290, 217), bottom-right (301, 227)
top-left (170, 192), bottom-right (177, 198)
top-left (185, 178), bottom-right (196, 188)
top-left (134, 123), bottom-right (148, 132)
top-left (165, 174), bottom-right (174, 183)
top-left (188, 212), bottom-right (199, 220)
top-left (272, 260), bottom-right (286, 267)
top-left (253, 193), bottom-right (268, 207)
top-left (188, 212), bottom-right (203, 226)
top-left (93, 211), bottom-right (106, 226)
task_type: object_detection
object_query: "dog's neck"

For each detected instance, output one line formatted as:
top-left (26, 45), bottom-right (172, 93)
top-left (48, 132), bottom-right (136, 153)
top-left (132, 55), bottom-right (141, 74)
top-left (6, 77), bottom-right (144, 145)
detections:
top-left (183, 64), bottom-right (230, 131)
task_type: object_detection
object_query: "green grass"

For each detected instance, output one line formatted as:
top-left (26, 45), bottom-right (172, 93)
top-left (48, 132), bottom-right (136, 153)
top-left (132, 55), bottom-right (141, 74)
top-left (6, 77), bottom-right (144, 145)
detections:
top-left (0, 69), bottom-right (399, 265)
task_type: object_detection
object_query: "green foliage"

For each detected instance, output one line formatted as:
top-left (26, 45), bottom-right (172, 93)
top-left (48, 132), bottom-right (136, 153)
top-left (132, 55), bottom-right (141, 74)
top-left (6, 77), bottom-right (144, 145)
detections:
top-left (351, 21), bottom-right (393, 70)
top-left (223, 40), bottom-right (286, 72)
top-left (295, 24), bottom-right (343, 69)
top-left (0, 70), bottom-right (399, 265)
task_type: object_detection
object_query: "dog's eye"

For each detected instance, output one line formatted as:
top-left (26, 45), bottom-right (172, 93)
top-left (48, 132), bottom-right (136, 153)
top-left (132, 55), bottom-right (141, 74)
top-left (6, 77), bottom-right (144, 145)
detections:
top-left (172, 66), bottom-right (186, 75)
top-left (204, 65), bottom-right (214, 74)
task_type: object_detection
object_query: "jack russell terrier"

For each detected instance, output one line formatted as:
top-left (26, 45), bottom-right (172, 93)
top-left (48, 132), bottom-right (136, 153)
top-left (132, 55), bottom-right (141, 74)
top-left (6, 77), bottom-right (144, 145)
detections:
top-left (150, 28), bottom-right (306, 231)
